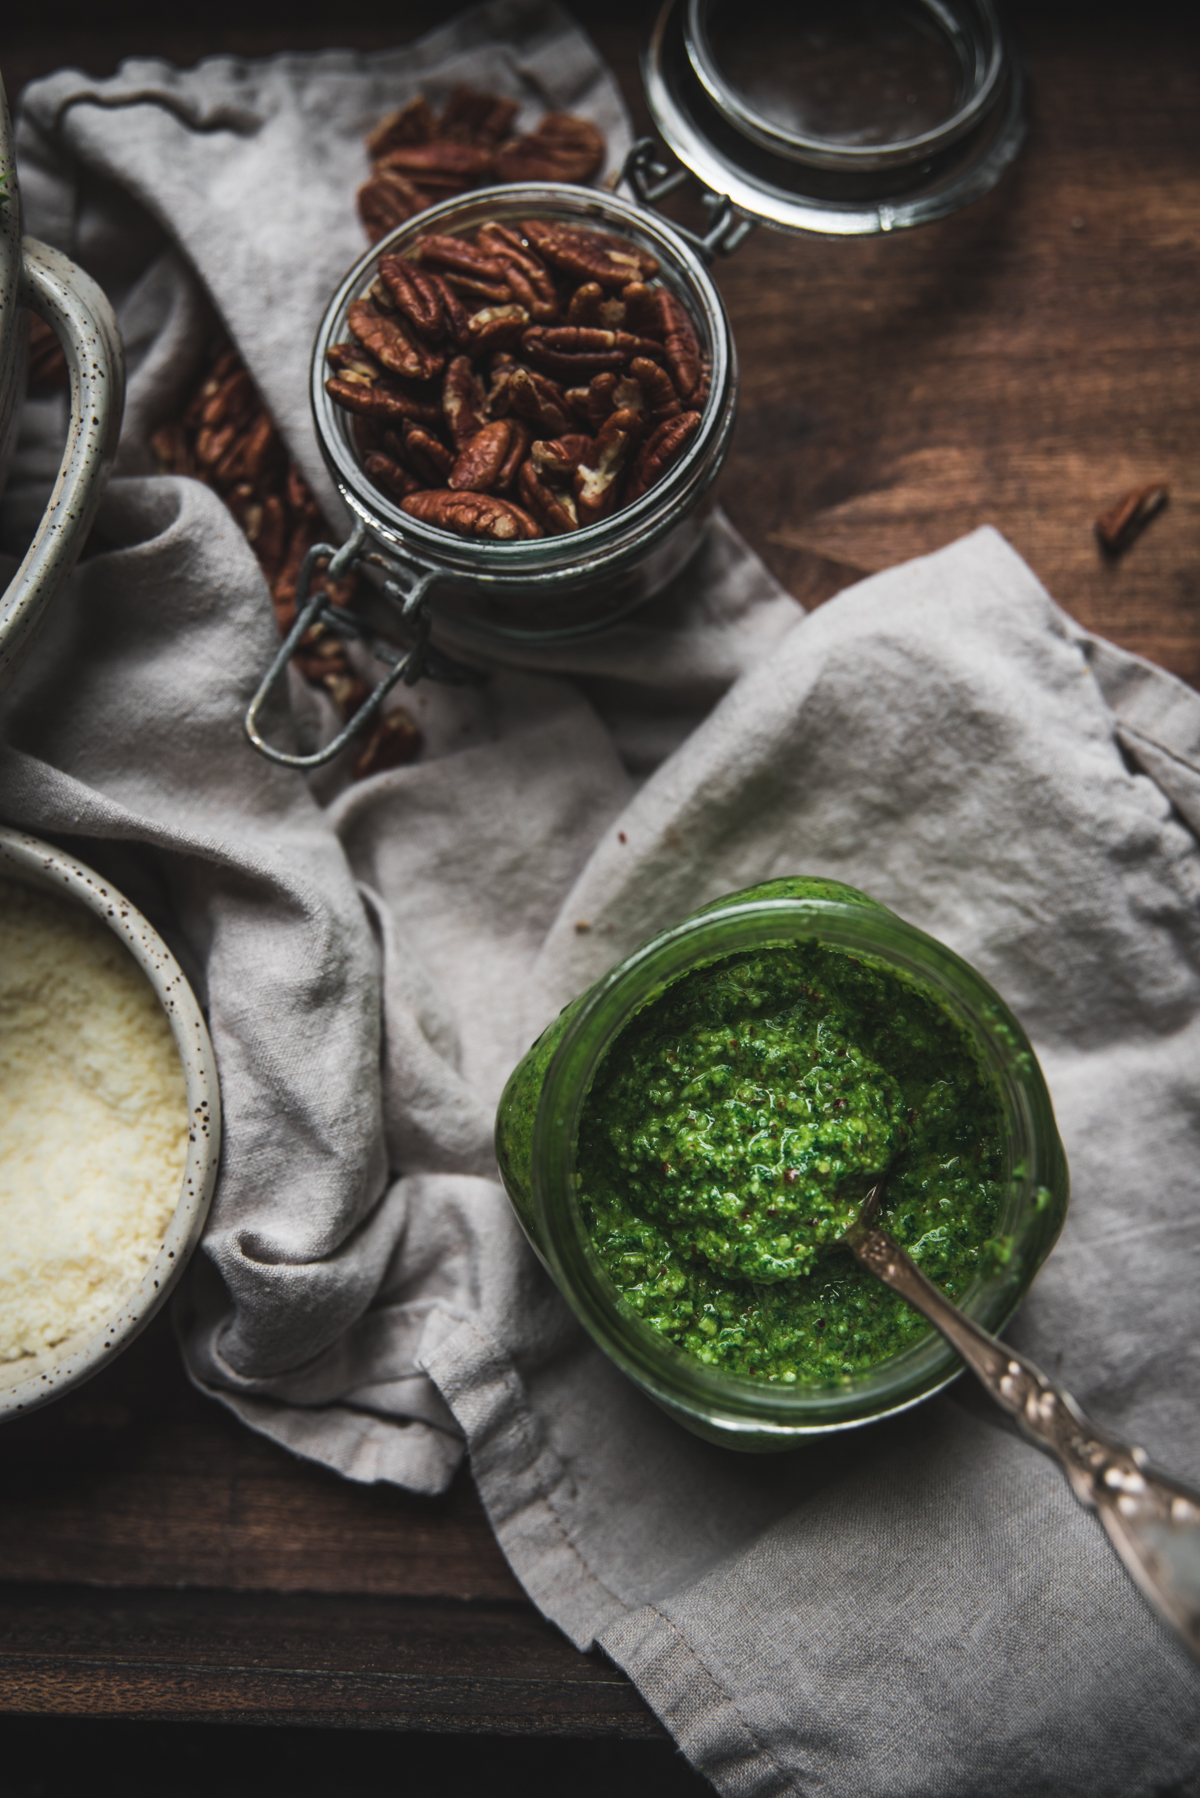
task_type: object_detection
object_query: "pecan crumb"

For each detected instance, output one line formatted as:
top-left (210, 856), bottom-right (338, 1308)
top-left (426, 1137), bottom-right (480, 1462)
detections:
top-left (574, 919), bottom-right (592, 934)
top-left (352, 708), bottom-right (422, 780)
top-left (1094, 481), bottom-right (1169, 556)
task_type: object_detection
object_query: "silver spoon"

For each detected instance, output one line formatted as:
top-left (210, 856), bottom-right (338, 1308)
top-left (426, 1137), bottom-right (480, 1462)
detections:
top-left (844, 1180), bottom-right (1200, 1660)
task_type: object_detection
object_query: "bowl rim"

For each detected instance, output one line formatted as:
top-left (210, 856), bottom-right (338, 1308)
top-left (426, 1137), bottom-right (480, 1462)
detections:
top-left (0, 827), bottom-right (221, 1419)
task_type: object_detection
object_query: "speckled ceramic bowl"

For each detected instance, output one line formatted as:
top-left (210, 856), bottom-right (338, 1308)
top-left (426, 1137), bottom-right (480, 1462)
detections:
top-left (0, 827), bottom-right (221, 1419)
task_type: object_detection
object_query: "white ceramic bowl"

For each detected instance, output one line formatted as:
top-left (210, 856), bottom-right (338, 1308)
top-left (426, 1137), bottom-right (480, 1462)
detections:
top-left (0, 827), bottom-right (221, 1418)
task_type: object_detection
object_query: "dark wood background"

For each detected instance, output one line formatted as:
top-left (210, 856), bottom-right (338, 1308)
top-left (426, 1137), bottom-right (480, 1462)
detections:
top-left (2, 1), bottom-right (1197, 1789)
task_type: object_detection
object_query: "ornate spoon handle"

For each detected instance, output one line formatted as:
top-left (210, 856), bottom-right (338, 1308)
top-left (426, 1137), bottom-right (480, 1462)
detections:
top-left (849, 1222), bottom-right (1200, 1659)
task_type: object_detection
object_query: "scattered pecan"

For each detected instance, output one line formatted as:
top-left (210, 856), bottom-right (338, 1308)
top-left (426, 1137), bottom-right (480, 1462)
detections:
top-left (401, 489), bottom-right (543, 541)
top-left (493, 113), bottom-right (606, 185)
top-left (438, 87), bottom-right (519, 148)
top-left (152, 338), bottom-right (419, 772)
top-left (1095, 482), bottom-right (1169, 556)
top-left (356, 86), bottom-right (608, 243)
top-left (377, 141), bottom-right (497, 184)
top-left (351, 706), bottom-right (423, 780)
top-left (357, 168), bottom-right (425, 242)
top-left (366, 97), bottom-right (437, 160)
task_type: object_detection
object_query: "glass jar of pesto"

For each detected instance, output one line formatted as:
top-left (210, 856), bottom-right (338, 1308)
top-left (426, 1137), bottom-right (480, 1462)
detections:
top-left (495, 876), bottom-right (1068, 1449)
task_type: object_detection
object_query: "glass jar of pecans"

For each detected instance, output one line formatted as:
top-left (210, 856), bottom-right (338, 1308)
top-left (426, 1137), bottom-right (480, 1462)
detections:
top-left (309, 185), bottom-right (736, 653)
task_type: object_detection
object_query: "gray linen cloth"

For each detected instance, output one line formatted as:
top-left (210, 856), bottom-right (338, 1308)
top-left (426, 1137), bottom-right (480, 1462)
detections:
top-left (7, 7), bottom-right (1200, 1792)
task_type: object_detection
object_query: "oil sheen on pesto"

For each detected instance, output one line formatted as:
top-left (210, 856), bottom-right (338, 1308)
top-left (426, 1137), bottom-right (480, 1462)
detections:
top-left (576, 940), bottom-right (1007, 1386)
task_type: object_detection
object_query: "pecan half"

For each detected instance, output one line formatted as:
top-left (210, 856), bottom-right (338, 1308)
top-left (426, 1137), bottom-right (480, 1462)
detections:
top-left (656, 290), bottom-right (702, 400)
top-left (530, 433), bottom-right (592, 482)
top-left (494, 114), bottom-right (606, 185)
top-left (1095, 481), bottom-right (1169, 555)
top-left (629, 356), bottom-right (680, 424)
top-left (505, 365), bottom-right (573, 436)
top-left (475, 224), bottom-right (559, 321)
top-left (521, 326), bottom-right (626, 380)
top-left (378, 255), bottom-right (445, 339)
top-left (366, 97), bottom-right (436, 160)
top-left (349, 704), bottom-right (424, 776)
top-left (466, 304), bottom-right (530, 353)
top-left (364, 451), bottom-right (421, 503)
top-left (325, 341), bottom-right (383, 377)
top-left (585, 372), bottom-right (619, 429)
top-left (352, 708), bottom-right (423, 781)
top-left (401, 489), bottom-right (543, 541)
top-left (325, 369), bottom-right (443, 429)
top-left (347, 298), bottom-right (444, 382)
top-left (399, 422), bottom-right (455, 486)
top-left (522, 220), bottom-right (658, 288)
top-left (443, 354), bottom-right (487, 447)
top-left (519, 460), bottom-right (581, 534)
top-left (567, 282), bottom-right (604, 326)
top-left (574, 407), bottom-right (642, 527)
top-left (626, 410), bottom-right (702, 503)
top-left (438, 86), bottom-right (519, 147)
top-left (377, 141), bottom-right (496, 182)
top-left (413, 234), bottom-right (509, 282)
top-left (495, 419), bottom-right (532, 494)
top-left (431, 275), bottom-right (471, 347)
top-left (619, 282), bottom-right (664, 339)
top-left (357, 169), bottom-right (424, 244)
top-left (449, 419), bottom-right (514, 492)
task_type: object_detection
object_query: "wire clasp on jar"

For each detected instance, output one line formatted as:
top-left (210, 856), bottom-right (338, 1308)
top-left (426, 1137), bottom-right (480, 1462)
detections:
top-left (243, 524), bottom-right (479, 770)
top-left (612, 140), bottom-right (755, 264)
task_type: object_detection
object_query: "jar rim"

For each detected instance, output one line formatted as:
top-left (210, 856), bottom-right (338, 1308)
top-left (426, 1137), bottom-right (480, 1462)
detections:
top-left (530, 895), bottom-right (1068, 1438)
top-left (309, 183), bottom-right (734, 580)
top-left (646, 0), bottom-right (1026, 237)
top-left (685, 0), bottom-right (1006, 174)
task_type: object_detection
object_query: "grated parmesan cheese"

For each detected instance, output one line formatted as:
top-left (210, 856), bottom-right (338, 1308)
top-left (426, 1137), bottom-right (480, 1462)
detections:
top-left (0, 874), bottom-right (188, 1363)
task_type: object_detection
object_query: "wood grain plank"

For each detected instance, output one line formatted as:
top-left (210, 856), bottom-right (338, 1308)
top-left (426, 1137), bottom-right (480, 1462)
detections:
top-left (713, 13), bottom-right (1200, 684)
top-left (0, 1585), bottom-right (663, 1735)
top-left (0, 1311), bottom-right (521, 1599)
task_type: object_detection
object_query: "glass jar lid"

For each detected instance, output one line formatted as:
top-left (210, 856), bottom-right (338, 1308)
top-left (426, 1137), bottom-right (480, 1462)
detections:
top-left (643, 0), bottom-right (1025, 235)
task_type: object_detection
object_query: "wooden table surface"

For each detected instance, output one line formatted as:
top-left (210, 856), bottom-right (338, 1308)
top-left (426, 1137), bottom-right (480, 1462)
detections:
top-left (2, 0), bottom-right (1197, 1785)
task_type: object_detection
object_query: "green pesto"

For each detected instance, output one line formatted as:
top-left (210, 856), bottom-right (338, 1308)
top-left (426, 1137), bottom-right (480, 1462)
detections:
top-left (576, 940), bottom-right (1008, 1386)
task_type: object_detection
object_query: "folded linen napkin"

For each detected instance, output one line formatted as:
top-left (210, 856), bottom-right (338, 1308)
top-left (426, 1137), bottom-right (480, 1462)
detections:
top-left (7, 7), bottom-right (1200, 1793)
